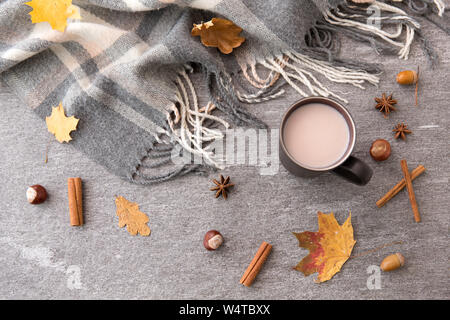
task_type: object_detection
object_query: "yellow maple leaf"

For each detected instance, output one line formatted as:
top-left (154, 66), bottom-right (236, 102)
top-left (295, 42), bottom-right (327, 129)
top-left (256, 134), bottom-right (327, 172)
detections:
top-left (293, 212), bottom-right (356, 283)
top-left (115, 196), bottom-right (151, 236)
top-left (25, 0), bottom-right (81, 32)
top-left (45, 102), bottom-right (79, 143)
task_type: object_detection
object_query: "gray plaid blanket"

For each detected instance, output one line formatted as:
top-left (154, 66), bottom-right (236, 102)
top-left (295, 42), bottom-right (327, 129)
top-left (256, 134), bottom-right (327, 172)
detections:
top-left (0, 0), bottom-right (447, 184)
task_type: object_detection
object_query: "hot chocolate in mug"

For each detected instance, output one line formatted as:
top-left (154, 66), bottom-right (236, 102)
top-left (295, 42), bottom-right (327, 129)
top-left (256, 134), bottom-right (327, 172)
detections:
top-left (279, 97), bottom-right (373, 185)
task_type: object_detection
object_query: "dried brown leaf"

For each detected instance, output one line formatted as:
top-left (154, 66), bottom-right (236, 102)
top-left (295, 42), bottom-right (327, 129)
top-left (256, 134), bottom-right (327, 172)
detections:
top-left (115, 196), bottom-right (151, 236)
top-left (191, 18), bottom-right (245, 54)
top-left (45, 102), bottom-right (79, 143)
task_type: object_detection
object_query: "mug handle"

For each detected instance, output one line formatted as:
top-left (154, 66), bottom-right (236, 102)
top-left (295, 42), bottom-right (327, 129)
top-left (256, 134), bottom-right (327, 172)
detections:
top-left (332, 156), bottom-right (373, 185)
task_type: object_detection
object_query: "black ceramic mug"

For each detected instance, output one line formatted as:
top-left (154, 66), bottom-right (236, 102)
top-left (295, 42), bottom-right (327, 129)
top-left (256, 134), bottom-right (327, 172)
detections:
top-left (279, 97), bottom-right (373, 185)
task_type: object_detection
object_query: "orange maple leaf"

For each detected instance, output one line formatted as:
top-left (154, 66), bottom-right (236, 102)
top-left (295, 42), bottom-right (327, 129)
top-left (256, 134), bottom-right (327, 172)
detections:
top-left (293, 212), bottom-right (356, 283)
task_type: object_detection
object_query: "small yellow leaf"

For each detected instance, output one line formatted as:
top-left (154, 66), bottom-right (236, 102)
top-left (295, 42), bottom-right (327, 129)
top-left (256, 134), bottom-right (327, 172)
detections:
top-left (45, 102), bottom-right (79, 143)
top-left (115, 196), bottom-right (151, 237)
top-left (191, 18), bottom-right (245, 54)
top-left (25, 0), bottom-right (81, 32)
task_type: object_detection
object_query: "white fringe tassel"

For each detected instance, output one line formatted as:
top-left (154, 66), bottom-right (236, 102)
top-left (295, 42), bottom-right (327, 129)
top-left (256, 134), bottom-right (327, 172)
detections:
top-left (324, 0), bottom-right (420, 59)
top-left (166, 69), bottom-right (228, 169)
top-left (236, 87), bottom-right (285, 104)
top-left (391, 0), bottom-right (445, 16)
top-left (433, 0), bottom-right (446, 16)
top-left (258, 51), bottom-right (379, 104)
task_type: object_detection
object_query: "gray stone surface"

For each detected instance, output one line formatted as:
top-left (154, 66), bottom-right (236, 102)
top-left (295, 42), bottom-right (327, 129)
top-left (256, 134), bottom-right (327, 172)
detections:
top-left (0, 19), bottom-right (449, 300)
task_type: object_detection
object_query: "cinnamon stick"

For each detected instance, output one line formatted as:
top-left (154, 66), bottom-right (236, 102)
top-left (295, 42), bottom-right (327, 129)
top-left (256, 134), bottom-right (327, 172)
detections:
top-left (240, 241), bottom-right (272, 287)
top-left (68, 177), bottom-right (83, 226)
top-left (400, 160), bottom-right (421, 222)
top-left (376, 165), bottom-right (425, 208)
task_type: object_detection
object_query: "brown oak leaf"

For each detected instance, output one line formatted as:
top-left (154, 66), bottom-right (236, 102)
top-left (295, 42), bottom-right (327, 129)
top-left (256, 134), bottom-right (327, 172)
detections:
top-left (115, 196), bottom-right (151, 236)
top-left (191, 18), bottom-right (245, 54)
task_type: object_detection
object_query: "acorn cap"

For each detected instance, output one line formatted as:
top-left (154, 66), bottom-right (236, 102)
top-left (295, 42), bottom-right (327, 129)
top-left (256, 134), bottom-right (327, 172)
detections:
top-left (395, 253), bottom-right (405, 267)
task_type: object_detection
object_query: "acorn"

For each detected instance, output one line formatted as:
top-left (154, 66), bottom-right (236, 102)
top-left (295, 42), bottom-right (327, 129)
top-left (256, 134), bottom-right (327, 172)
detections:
top-left (396, 70), bottom-right (418, 85)
top-left (396, 68), bottom-right (420, 106)
top-left (26, 184), bottom-right (48, 204)
top-left (380, 253), bottom-right (405, 272)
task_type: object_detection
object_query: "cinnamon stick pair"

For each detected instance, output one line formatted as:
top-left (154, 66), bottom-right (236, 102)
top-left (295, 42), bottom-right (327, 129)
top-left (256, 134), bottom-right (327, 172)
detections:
top-left (68, 177), bottom-right (83, 226)
top-left (376, 162), bottom-right (424, 223)
top-left (240, 241), bottom-right (272, 287)
top-left (376, 164), bottom-right (425, 208)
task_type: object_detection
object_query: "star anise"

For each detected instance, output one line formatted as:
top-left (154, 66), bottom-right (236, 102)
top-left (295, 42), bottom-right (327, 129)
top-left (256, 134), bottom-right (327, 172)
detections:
top-left (393, 123), bottom-right (412, 140)
top-left (210, 175), bottom-right (234, 199)
top-left (375, 93), bottom-right (397, 118)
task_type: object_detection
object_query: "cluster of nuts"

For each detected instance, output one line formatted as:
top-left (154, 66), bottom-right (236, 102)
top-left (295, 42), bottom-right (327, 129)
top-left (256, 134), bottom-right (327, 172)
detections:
top-left (368, 70), bottom-right (414, 271)
top-left (369, 69), bottom-right (419, 162)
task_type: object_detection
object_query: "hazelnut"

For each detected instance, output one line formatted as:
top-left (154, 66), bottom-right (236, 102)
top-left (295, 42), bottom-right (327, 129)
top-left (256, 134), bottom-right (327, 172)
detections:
top-left (26, 184), bottom-right (47, 204)
top-left (380, 253), bottom-right (405, 272)
top-left (203, 230), bottom-right (224, 251)
top-left (370, 139), bottom-right (391, 161)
